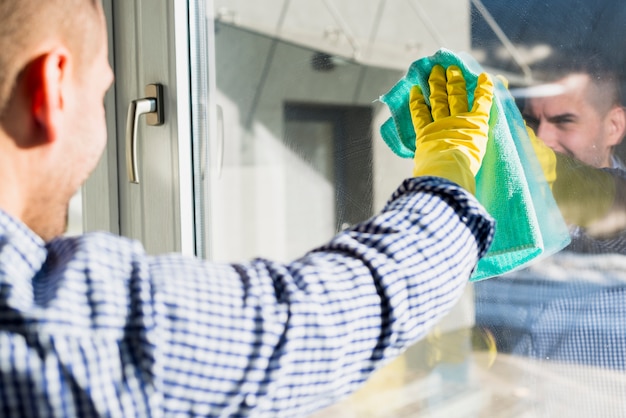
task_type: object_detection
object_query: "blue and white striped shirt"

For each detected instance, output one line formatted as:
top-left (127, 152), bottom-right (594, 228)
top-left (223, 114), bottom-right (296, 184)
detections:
top-left (0, 177), bottom-right (494, 417)
top-left (475, 164), bottom-right (626, 373)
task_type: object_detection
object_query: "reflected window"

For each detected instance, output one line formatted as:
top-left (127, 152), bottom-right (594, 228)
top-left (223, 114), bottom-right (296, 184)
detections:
top-left (199, 1), bottom-right (626, 416)
top-left (284, 103), bottom-right (373, 235)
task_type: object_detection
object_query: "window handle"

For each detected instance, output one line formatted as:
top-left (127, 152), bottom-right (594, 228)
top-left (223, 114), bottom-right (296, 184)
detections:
top-left (125, 84), bottom-right (164, 184)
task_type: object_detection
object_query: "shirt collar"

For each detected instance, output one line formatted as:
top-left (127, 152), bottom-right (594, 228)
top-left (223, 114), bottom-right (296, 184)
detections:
top-left (0, 209), bottom-right (47, 310)
top-left (611, 155), bottom-right (626, 171)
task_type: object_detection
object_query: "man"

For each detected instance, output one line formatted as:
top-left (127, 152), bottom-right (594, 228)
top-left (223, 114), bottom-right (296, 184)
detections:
top-left (0, 1), bottom-right (495, 417)
top-left (518, 52), bottom-right (626, 242)
top-left (522, 53), bottom-right (626, 170)
top-left (475, 52), bottom-right (626, 373)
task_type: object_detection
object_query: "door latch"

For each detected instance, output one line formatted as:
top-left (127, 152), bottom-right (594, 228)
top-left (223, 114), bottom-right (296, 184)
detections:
top-left (125, 83), bottom-right (164, 184)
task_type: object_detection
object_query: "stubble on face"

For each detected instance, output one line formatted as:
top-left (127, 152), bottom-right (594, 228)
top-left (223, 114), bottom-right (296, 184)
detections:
top-left (31, 4), bottom-right (112, 241)
top-left (523, 74), bottom-right (615, 168)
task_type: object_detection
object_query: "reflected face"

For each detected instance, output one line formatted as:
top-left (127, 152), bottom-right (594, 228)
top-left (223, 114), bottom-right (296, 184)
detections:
top-left (523, 74), bottom-right (617, 168)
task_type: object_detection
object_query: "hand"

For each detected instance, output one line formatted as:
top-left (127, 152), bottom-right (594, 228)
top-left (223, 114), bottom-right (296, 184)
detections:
top-left (410, 65), bottom-right (494, 194)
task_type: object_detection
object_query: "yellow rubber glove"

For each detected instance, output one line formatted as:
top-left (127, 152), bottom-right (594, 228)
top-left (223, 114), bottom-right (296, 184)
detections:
top-left (526, 125), bottom-right (619, 234)
top-left (410, 65), bottom-right (494, 194)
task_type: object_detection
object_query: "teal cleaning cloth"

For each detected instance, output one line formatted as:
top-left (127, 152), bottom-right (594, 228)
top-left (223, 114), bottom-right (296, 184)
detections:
top-left (380, 48), bottom-right (571, 281)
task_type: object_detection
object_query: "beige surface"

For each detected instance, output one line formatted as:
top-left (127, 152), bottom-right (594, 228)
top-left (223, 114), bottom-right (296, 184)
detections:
top-left (311, 327), bottom-right (626, 417)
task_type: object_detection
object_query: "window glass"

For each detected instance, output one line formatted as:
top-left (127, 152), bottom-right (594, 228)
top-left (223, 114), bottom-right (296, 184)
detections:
top-left (199, 1), bottom-right (626, 415)
top-left (66, 190), bottom-right (83, 236)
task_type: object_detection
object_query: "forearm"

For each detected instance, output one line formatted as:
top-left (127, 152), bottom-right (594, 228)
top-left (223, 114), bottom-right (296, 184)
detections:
top-left (297, 176), bottom-right (494, 364)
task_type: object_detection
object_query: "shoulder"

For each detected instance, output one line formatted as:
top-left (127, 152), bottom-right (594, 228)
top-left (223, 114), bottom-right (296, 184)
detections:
top-left (31, 232), bottom-right (149, 337)
top-left (47, 231), bottom-right (146, 279)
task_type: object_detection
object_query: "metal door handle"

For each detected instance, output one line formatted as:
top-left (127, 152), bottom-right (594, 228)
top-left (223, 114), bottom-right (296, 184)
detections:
top-left (125, 84), bottom-right (164, 184)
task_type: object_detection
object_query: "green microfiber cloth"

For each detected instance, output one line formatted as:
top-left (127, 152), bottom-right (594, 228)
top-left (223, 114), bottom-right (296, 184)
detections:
top-left (380, 48), bottom-right (571, 281)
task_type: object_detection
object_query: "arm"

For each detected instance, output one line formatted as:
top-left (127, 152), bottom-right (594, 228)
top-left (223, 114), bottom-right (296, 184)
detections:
top-left (528, 125), bottom-right (626, 239)
top-left (148, 177), bottom-right (494, 417)
top-left (146, 65), bottom-right (495, 416)
top-left (0, 65), bottom-right (494, 417)
top-left (554, 160), bottom-right (626, 239)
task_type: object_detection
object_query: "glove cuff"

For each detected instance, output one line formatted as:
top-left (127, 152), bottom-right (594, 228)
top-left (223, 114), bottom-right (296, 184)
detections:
top-left (413, 149), bottom-right (477, 195)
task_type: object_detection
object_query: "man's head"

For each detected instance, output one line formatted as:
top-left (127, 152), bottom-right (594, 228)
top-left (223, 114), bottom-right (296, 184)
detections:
top-left (0, 0), bottom-right (113, 241)
top-left (522, 52), bottom-right (626, 168)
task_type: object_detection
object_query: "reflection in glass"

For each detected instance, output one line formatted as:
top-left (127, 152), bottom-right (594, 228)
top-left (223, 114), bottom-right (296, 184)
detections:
top-left (202, 21), bottom-right (398, 263)
top-left (188, 0), bottom-right (626, 416)
top-left (65, 190), bottom-right (83, 236)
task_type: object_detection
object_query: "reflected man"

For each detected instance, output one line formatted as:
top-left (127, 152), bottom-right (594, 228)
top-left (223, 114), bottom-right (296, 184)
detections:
top-left (475, 51), bottom-right (626, 371)
top-left (522, 53), bottom-right (626, 170)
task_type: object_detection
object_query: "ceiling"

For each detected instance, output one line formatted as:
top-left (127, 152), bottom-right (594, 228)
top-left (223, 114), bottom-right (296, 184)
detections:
top-left (212, 0), bottom-right (626, 85)
top-left (212, 0), bottom-right (471, 71)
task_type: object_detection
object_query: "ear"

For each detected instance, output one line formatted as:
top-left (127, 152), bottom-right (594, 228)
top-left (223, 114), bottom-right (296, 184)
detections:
top-left (605, 105), bottom-right (626, 147)
top-left (19, 48), bottom-right (70, 146)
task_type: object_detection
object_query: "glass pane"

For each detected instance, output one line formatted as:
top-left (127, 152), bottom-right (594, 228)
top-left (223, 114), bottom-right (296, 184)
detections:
top-left (198, 11), bottom-right (392, 263)
top-left (65, 190), bottom-right (83, 236)
top-left (189, 0), bottom-right (626, 416)
top-left (283, 117), bottom-right (336, 254)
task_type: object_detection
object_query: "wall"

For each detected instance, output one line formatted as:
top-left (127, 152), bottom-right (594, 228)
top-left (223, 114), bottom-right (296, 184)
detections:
top-left (208, 0), bottom-right (471, 263)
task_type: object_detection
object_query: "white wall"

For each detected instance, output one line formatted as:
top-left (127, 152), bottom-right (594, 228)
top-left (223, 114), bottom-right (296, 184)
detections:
top-left (207, 0), bottom-right (470, 263)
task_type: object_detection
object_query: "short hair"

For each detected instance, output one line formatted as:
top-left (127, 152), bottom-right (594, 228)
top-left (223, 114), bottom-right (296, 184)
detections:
top-left (530, 49), bottom-right (623, 113)
top-left (0, 0), bottom-right (100, 115)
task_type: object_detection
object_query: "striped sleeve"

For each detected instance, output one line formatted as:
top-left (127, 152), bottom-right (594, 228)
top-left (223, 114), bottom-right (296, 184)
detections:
top-left (147, 177), bottom-right (495, 417)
